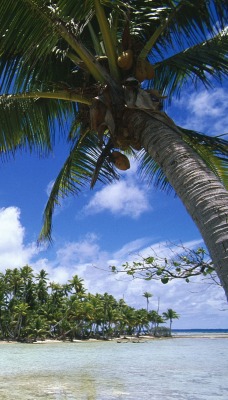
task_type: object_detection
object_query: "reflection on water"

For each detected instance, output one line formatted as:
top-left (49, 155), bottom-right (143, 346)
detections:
top-left (0, 372), bottom-right (126, 400)
top-left (78, 373), bottom-right (97, 400)
top-left (4, 372), bottom-right (98, 399)
top-left (0, 339), bottom-right (228, 399)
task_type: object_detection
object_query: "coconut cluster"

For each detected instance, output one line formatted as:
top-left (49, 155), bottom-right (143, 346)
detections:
top-left (89, 49), bottom-right (157, 173)
top-left (117, 50), bottom-right (155, 82)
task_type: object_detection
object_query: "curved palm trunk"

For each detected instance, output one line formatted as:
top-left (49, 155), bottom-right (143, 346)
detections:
top-left (125, 110), bottom-right (228, 299)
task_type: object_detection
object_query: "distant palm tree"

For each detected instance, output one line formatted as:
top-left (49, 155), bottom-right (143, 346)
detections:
top-left (163, 308), bottom-right (179, 335)
top-left (143, 292), bottom-right (153, 312)
top-left (35, 269), bottom-right (49, 305)
top-left (0, 1), bottom-right (228, 297)
top-left (68, 275), bottom-right (85, 295)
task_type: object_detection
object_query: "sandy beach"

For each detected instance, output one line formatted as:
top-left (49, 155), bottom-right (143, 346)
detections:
top-left (1, 333), bottom-right (228, 344)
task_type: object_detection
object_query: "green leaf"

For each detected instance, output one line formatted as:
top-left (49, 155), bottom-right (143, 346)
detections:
top-left (161, 277), bottom-right (169, 284)
top-left (145, 257), bottom-right (155, 264)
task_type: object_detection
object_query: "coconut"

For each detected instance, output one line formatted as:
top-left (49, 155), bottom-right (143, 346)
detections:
top-left (135, 59), bottom-right (155, 81)
top-left (117, 50), bottom-right (133, 70)
top-left (111, 151), bottom-right (130, 171)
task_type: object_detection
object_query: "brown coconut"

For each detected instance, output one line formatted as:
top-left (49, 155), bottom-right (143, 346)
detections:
top-left (117, 50), bottom-right (133, 70)
top-left (111, 151), bottom-right (130, 171)
top-left (135, 59), bottom-right (155, 81)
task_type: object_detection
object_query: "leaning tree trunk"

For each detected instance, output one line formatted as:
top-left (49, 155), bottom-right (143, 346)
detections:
top-left (124, 109), bottom-right (228, 300)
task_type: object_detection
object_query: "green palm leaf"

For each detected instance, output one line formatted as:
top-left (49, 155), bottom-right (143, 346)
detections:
top-left (0, 95), bottom-right (78, 157)
top-left (128, 0), bottom-right (228, 56)
top-left (150, 32), bottom-right (228, 98)
top-left (39, 131), bottom-right (119, 242)
top-left (0, 0), bottom-right (105, 86)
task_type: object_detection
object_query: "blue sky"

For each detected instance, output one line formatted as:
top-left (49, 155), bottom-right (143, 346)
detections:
top-left (0, 82), bottom-right (227, 329)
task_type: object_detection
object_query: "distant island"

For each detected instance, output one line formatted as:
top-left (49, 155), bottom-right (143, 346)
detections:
top-left (0, 266), bottom-right (179, 342)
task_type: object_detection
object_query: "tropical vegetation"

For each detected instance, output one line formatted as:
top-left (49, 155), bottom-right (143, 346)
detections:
top-left (0, 1), bottom-right (227, 296)
top-left (0, 266), bottom-right (177, 341)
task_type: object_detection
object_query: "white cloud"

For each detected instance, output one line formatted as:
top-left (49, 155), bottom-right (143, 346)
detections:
top-left (55, 233), bottom-right (101, 264)
top-left (187, 88), bottom-right (227, 118)
top-left (0, 207), bottom-right (40, 270)
top-left (171, 87), bottom-right (228, 135)
top-left (83, 180), bottom-right (151, 218)
top-left (113, 237), bottom-right (153, 260)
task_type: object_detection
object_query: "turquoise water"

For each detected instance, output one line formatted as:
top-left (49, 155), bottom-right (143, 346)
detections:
top-left (0, 337), bottom-right (228, 399)
top-left (173, 329), bottom-right (228, 335)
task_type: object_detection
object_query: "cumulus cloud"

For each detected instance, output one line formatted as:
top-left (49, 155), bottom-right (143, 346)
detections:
top-left (171, 87), bottom-right (228, 135)
top-left (55, 233), bottom-right (101, 264)
top-left (187, 88), bottom-right (227, 118)
top-left (0, 207), bottom-right (40, 271)
top-left (83, 180), bottom-right (151, 218)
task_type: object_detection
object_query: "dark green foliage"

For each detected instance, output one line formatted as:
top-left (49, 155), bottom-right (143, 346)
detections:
top-left (0, 266), bottom-right (177, 341)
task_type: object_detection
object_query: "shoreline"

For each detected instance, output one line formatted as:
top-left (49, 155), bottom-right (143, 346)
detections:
top-left (0, 333), bottom-right (228, 344)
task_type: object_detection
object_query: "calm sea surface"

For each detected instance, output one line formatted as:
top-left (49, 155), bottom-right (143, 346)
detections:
top-left (0, 334), bottom-right (228, 399)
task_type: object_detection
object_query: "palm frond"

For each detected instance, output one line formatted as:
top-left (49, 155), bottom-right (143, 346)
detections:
top-left (0, 95), bottom-right (77, 157)
top-left (56, 0), bottom-right (127, 19)
top-left (0, 1), bottom-right (59, 70)
top-left (128, 0), bottom-right (228, 59)
top-left (150, 32), bottom-right (228, 98)
top-left (0, 0), bottom-right (105, 87)
top-left (39, 132), bottom-right (119, 242)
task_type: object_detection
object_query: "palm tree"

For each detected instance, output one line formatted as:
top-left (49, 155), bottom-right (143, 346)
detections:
top-left (134, 308), bottom-right (149, 335)
top-left (25, 315), bottom-right (50, 341)
top-left (12, 302), bottom-right (30, 339)
top-left (0, 1), bottom-right (228, 296)
top-left (68, 275), bottom-right (86, 296)
top-left (148, 309), bottom-right (164, 336)
top-left (162, 308), bottom-right (179, 336)
top-left (143, 292), bottom-right (153, 312)
top-left (35, 269), bottom-right (49, 305)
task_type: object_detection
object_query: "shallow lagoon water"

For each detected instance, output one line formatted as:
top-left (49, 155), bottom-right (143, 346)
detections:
top-left (0, 337), bottom-right (228, 399)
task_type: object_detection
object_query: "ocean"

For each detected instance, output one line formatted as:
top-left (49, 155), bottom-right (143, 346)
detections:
top-left (0, 331), bottom-right (228, 399)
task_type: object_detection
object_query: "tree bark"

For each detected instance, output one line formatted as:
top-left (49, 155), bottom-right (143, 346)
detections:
top-left (125, 109), bottom-right (228, 300)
